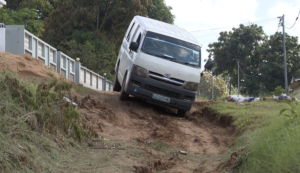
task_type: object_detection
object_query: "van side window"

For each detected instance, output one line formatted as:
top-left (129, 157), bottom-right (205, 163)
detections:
top-left (136, 33), bottom-right (141, 45)
top-left (126, 22), bottom-right (135, 42)
top-left (131, 25), bottom-right (140, 43)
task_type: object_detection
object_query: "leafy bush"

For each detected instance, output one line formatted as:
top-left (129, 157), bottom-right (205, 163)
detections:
top-left (270, 86), bottom-right (285, 96)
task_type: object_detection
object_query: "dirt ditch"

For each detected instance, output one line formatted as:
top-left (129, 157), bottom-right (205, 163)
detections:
top-left (75, 91), bottom-right (239, 172)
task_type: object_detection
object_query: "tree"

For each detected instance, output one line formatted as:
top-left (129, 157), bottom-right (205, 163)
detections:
top-left (259, 32), bottom-right (300, 92)
top-left (42, 0), bottom-right (174, 80)
top-left (5, 0), bottom-right (55, 19)
top-left (147, 0), bottom-right (174, 24)
top-left (0, 8), bottom-right (44, 36)
top-left (198, 72), bottom-right (227, 99)
top-left (207, 24), bottom-right (266, 95)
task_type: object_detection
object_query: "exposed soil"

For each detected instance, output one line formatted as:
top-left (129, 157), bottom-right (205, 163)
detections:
top-left (0, 52), bottom-right (240, 172)
top-left (75, 91), bottom-right (239, 172)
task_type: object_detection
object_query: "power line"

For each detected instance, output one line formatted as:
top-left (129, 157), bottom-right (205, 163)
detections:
top-left (239, 66), bottom-right (285, 84)
top-left (238, 61), bottom-right (285, 84)
top-left (286, 11), bottom-right (300, 29)
top-left (189, 18), bottom-right (277, 33)
top-left (285, 20), bottom-right (300, 36)
top-left (195, 33), bottom-right (218, 38)
top-left (239, 63), bottom-right (260, 77)
top-left (261, 74), bottom-right (285, 84)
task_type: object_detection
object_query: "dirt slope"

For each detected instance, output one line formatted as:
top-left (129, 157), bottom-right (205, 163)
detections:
top-left (0, 52), bottom-right (238, 172)
top-left (75, 91), bottom-right (237, 172)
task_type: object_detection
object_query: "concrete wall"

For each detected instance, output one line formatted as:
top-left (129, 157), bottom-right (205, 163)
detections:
top-left (5, 25), bottom-right (25, 55)
top-left (4, 25), bottom-right (113, 91)
top-left (0, 24), bottom-right (5, 52)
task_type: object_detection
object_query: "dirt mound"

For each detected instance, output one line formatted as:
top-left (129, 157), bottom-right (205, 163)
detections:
top-left (0, 52), bottom-right (62, 79)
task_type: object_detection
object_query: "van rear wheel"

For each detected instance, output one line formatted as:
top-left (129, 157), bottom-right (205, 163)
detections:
top-left (113, 73), bottom-right (121, 92)
top-left (177, 109), bottom-right (187, 116)
top-left (119, 74), bottom-right (129, 100)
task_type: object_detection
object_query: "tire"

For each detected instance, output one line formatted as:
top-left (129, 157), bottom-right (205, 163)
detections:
top-left (113, 73), bottom-right (121, 92)
top-left (119, 74), bottom-right (129, 100)
top-left (177, 109), bottom-right (187, 116)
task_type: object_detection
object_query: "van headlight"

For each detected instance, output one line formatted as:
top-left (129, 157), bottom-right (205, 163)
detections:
top-left (183, 82), bottom-right (199, 91)
top-left (131, 65), bottom-right (148, 78)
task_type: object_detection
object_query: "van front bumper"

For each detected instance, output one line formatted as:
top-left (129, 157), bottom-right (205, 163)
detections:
top-left (126, 74), bottom-right (196, 111)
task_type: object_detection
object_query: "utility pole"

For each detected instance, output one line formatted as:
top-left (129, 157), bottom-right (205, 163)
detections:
top-left (282, 15), bottom-right (288, 95)
top-left (237, 59), bottom-right (240, 96)
top-left (212, 71), bottom-right (214, 100)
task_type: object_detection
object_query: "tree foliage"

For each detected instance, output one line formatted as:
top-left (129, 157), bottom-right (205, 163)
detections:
top-left (208, 24), bottom-right (300, 96)
top-left (147, 0), bottom-right (174, 24)
top-left (198, 72), bottom-right (227, 99)
top-left (0, 7), bottom-right (44, 36)
top-left (5, 0), bottom-right (175, 80)
top-left (5, 0), bottom-right (55, 19)
top-left (40, 0), bottom-right (174, 80)
top-left (259, 32), bottom-right (300, 92)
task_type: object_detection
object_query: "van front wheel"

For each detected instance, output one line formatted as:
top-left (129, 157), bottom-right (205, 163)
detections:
top-left (113, 73), bottom-right (121, 92)
top-left (177, 109), bottom-right (187, 116)
top-left (119, 74), bottom-right (129, 100)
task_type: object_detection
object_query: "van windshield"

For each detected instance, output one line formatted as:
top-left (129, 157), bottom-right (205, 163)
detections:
top-left (141, 31), bottom-right (201, 67)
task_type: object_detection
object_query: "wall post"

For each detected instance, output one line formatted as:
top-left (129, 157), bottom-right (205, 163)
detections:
top-left (75, 58), bottom-right (81, 83)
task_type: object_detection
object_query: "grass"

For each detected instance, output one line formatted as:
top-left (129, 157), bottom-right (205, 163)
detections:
top-left (207, 100), bottom-right (300, 173)
top-left (207, 100), bottom-right (290, 130)
top-left (0, 72), bottom-right (98, 172)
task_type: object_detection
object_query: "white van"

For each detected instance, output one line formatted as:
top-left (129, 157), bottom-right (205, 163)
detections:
top-left (113, 16), bottom-right (202, 116)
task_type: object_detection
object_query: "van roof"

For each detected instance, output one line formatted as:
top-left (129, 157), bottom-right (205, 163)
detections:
top-left (134, 16), bottom-right (200, 46)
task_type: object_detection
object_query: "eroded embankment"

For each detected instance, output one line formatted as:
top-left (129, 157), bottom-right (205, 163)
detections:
top-left (76, 92), bottom-right (239, 172)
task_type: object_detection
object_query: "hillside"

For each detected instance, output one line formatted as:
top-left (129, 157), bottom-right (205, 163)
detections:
top-left (0, 52), bottom-right (243, 172)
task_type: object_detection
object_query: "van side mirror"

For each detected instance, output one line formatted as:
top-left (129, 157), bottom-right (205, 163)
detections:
top-left (204, 60), bottom-right (213, 70)
top-left (129, 42), bottom-right (139, 52)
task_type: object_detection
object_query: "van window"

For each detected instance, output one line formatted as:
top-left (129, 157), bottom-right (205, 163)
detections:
top-left (136, 34), bottom-right (141, 45)
top-left (131, 25), bottom-right (140, 43)
top-left (141, 31), bottom-right (201, 67)
top-left (126, 22), bottom-right (135, 42)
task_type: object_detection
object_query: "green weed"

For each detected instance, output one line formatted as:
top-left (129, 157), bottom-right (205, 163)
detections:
top-left (0, 72), bottom-right (97, 172)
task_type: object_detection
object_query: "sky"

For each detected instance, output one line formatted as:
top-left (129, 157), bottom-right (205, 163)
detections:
top-left (164, 0), bottom-right (300, 69)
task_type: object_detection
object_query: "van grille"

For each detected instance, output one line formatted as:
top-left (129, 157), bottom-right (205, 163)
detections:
top-left (149, 71), bottom-right (184, 87)
top-left (145, 84), bottom-right (180, 99)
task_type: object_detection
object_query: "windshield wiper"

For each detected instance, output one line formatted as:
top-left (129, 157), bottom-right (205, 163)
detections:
top-left (157, 54), bottom-right (178, 62)
top-left (177, 61), bottom-right (198, 67)
top-left (144, 51), bottom-right (177, 62)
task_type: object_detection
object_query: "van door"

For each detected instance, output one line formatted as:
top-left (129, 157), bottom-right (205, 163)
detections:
top-left (119, 21), bottom-right (137, 83)
top-left (129, 25), bottom-right (142, 61)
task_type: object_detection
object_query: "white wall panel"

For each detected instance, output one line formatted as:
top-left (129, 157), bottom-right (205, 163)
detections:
top-left (38, 42), bottom-right (42, 57)
top-left (106, 83), bottom-right (109, 91)
top-left (25, 34), bottom-right (29, 50)
top-left (86, 71), bottom-right (91, 86)
top-left (92, 75), bottom-right (97, 89)
top-left (80, 68), bottom-right (85, 84)
top-left (98, 77), bottom-right (103, 90)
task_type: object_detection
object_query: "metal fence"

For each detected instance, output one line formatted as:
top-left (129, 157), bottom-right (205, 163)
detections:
top-left (4, 25), bottom-right (113, 91)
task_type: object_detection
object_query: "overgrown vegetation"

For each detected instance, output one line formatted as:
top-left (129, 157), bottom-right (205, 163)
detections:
top-left (198, 72), bottom-right (227, 100)
top-left (208, 100), bottom-right (300, 173)
top-left (0, 72), bottom-right (96, 172)
top-left (208, 101), bottom-right (289, 130)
